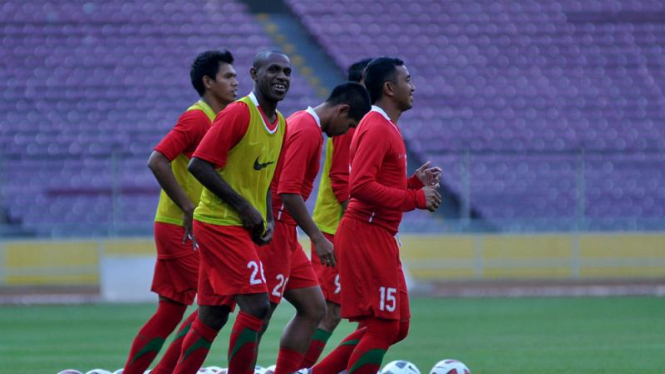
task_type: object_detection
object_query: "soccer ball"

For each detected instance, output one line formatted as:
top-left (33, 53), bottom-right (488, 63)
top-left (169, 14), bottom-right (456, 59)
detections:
top-left (85, 370), bottom-right (112, 374)
top-left (112, 370), bottom-right (123, 374)
top-left (57, 370), bottom-right (83, 374)
top-left (264, 364), bottom-right (276, 374)
top-left (381, 360), bottom-right (421, 374)
top-left (430, 359), bottom-right (470, 374)
top-left (206, 367), bottom-right (226, 373)
top-left (254, 365), bottom-right (266, 374)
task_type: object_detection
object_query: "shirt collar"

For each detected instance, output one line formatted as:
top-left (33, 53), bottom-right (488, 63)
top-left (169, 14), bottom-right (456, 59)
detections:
top-left (371, 105), bottom-right (391, 121)
top-left (305, 106), bottom-right (321, 128)
top-left (248, 91), bottom-right (259, 106)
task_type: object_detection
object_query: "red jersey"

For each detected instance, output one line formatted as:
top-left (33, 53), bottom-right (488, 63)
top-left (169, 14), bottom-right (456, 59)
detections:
top-left (345, 106), bottom-right (426, 235)
top-left (272, 107), bottom-right (324, 225)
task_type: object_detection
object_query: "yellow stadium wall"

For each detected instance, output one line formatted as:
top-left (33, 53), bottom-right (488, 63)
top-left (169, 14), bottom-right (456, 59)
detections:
top-left (1, 233), bottom-right (663, 287)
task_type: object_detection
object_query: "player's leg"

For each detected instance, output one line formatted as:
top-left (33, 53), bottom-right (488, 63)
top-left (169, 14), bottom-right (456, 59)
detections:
top-left (302, 233), bottom-right (342, 368)
top-left (173, 222), bottom-right (266, 374)
top-left (273, 286), bottom-right (326, 374)
top-left (345, 317), bottom-right (399, 374)
top-left (123, 223), bottom-right (198, 374)
top-left (342, 222), bottom-right (403, 374)
top-left (314, 219), bottom-right (401, 374)
top-left (228, 292), bottom-right (271, 374)
top-left (310, 325), bottom-right (366, 374)
top-left (122, 297), bottom-right (188, 374)
top-left (273, 241), bottom-right (326, 374)
top-left (151, 309), bottom-right (198, 374)
top-left (392, 265), bottom-right (411, 345)
top-left (300, 300), bottom-right (340, 368)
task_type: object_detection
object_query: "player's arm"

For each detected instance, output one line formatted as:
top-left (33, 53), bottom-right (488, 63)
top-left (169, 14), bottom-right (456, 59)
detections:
top-left (148, 151), bottom-right (195, 220)
top-left (188, 157), bottom-right (263, 235)
top-left (281, 193), bottom-right (334, 266)
top-left (149, 111), bottom-right (207, 244)
top-left (329, 132), bottom-right (353, 211)
top-left (254, 189), bottom-right (275, 246)
top-left (279, 126), bottom-right (336, 266)
top-left (350, 125), bottom-right (440, 212)
top-left (188, 103), bottom-right (264, 235)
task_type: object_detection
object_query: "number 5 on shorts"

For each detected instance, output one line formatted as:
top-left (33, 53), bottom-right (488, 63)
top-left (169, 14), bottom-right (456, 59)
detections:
top-left (379, 287), bottom-right (397, 312)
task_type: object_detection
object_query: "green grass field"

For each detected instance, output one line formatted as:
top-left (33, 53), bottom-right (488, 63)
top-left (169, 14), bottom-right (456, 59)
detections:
top-left (1, 296), bottom-right (664, 374)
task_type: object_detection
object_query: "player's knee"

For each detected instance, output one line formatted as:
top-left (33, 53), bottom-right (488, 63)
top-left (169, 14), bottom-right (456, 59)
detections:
top-left (321, 303), bottom-right (342, 331)
top-left (247, 297), bottom-right (271, 320)
top-left (303, 295), bottom-right (327, 325)
top-left (198, 305), bottom-right (231, 331)
top-left (366, 318), bottom-right (401, 343)
top-left (393, 320), bottom-right (410, 344)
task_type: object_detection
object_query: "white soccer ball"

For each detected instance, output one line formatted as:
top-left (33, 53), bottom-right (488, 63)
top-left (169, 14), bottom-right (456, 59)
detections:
top-left (381, 360), bottom-right (421, 374)
top-left (57, 370), bottom-right (83, 374)
top-left (430, 359), bottom-right (470, 374)
top-left (254, 365), bottom-right (265, 374)
top-left (85, 370), bottom-right (112, 374)
top-left (207, 367), bottom-right (225, 373)
top-left (112, 370), bottom-right (123, 374)
top-left (264, 364), bottom-right (276, 374)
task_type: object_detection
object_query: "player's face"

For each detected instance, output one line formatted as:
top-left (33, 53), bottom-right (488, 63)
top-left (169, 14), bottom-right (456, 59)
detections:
top-left (326, 105), bottom-right (359, 137)
top-left (393, 65), bottom-right (416, 111)
top-left (256, 54), bottom-right (292, 102)
top-left (210, 63), bottom-right (238, 104)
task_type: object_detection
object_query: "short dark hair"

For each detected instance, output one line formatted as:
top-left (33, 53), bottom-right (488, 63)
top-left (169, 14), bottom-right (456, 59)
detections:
top-left (190, 50), bottom-right (235, 96)
top-left (347, 58), bottom-right (373, 82)
top-left (363, 57), bottom-right (404, 104)
top-left (326, 82), bottom-right (372, 122)
top-left (252, 49), bottom-right (287, 69)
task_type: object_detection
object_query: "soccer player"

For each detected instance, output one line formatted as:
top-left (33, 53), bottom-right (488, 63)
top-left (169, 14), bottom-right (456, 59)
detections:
top-left (259, 82), bottom-right (371, 374)
top-left (301, 58), bottom-right (373, 368)
top-left (169, 50), bottom-right (291, 374)
top-left (310, 57), bottom-right (442, 374)
top-left (121, 50), bottom-right (238, 374)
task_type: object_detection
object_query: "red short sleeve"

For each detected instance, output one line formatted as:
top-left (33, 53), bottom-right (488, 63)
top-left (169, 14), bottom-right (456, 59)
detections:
top-left (193, 102), bottom-right (250, 168)
top-left (276, 116), bottom-right (321, 195)
top-left (329, 129), bottom-right (354, 203)
top-left (154, 110), bottom-right (211, 161)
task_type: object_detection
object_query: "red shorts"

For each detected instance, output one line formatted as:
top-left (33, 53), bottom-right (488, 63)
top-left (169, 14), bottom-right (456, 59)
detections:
top-left (311, 232), bottom-right (341, 305)
top-left (258, 221), bottom-right (319, 304)
top-left (194, 220), bottom-right (267, 307)
top-left (151, 222), bottom-right (199, 305)
top-left (337, 218), bottom-right (410, 321)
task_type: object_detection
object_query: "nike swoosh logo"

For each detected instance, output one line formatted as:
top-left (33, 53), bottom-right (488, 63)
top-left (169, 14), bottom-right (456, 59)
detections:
top-left (253, 156), bottom-right (275, 171)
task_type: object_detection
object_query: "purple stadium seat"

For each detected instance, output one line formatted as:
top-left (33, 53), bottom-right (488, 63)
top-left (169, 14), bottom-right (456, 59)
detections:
top-left (285, 0), bottom-right (665, 228)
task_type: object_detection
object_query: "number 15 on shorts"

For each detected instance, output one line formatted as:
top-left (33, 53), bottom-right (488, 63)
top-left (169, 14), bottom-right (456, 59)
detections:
top-left (379, 287), bottom-right (397, 312)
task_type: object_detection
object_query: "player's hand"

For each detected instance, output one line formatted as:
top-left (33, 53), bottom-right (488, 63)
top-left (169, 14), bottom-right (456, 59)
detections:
top-left (254, 220), bottom-right (274, 246)
top-left (422, 185), bottom-right (442, 212)
top-left (313, 235), bottom-right (336, 267)
top-left (181, 205), bottom-right (198, 251)
top-left (238, 203), bottom-right (264, 233)
top-left (415, 161), bottom-right (443, 186)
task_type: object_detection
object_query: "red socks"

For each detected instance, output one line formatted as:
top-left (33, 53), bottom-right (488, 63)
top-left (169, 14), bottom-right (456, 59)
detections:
top-left (151, 310), bottom-right (198, 374)
top-left (122, 301), bottom-right (187, 374)
top-left (345, 319), bottom-right (399, 374)
top-left (274, 347), bottom-right (305, 374)
top-left (300, 328), bottom-right (332, 368)
top-left (228, 312), bottom-right (263, 374)
top-left (172, 317), bottom-right (218, 374)
top-left (311, 327), bottom-right (366, 374)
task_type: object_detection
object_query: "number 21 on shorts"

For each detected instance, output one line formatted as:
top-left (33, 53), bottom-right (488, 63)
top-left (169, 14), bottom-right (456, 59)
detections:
top-left (379, 286), bottom-right (397, 312)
